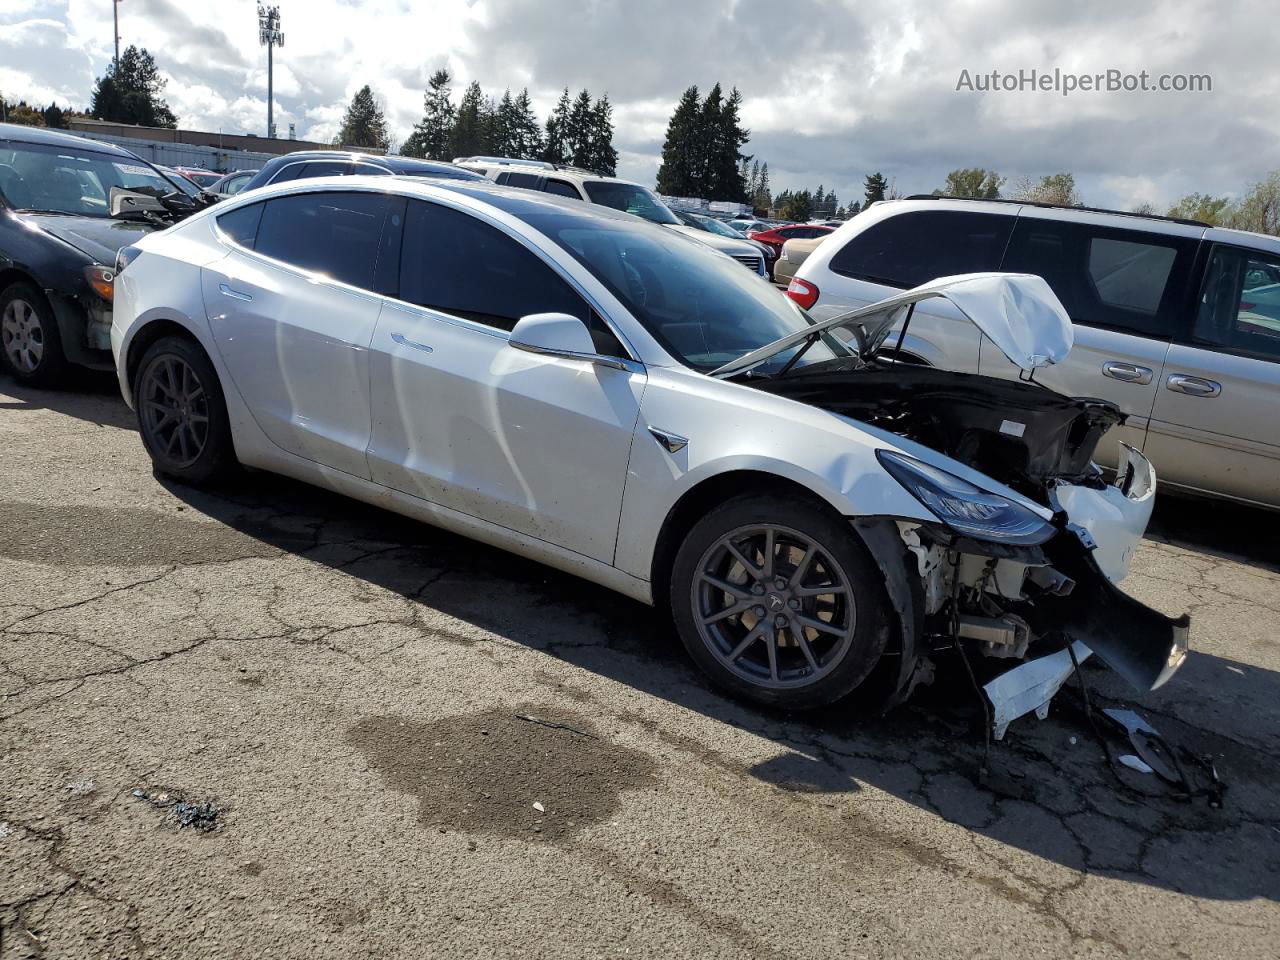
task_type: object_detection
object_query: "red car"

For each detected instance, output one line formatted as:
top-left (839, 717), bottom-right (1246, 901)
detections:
top-left (748, 223), bottom-right (835, 257)
top-left (172, 167), bottom-right (223, 189)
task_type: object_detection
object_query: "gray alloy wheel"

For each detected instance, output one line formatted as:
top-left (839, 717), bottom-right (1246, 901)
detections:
top-left (690, 523), bottom-right (858, 690)
top-left (1, 296), bottom-right (45, 374)
top-left (138, 353), bottom-right (211, 469)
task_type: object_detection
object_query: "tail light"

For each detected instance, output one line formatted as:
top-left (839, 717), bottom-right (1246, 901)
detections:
top-left (83, 264), bottom-right (114, 303)
top-left (786, 277), bottom-right (819, 310)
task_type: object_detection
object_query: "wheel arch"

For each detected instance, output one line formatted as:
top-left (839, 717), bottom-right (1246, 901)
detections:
top-left (649, 469), bottom-right (838, 610)
top-left (124, 317), bottom-right (207, 396)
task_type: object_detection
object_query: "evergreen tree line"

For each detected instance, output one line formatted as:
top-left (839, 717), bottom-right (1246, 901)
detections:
top-left (655, 84), bottom-right (751, 202)
top-left (394, 71), bottom-right (617, 174)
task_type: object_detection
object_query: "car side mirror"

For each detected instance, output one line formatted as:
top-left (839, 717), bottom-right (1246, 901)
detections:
top-left (508, 313), bottom-right (638, 372)
top-left (109, 187), bottom-right (168, 219)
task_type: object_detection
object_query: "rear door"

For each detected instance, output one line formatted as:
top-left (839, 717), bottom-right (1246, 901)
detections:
top-left (814, 208), bottom-right (1016, 370)
top-left (1144, 243), bottom-right (1280, 504)
top-left (986, 213), bottom-right (1202, 461)
top-left (201, 189), bottom-right (398, 477)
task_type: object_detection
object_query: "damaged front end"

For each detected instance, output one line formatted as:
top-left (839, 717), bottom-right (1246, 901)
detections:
top-left (852, 445), bottom-right (1188, 726)
top-left (725, 274), bottom-right (1190, 723)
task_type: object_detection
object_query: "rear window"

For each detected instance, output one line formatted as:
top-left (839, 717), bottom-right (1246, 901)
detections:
top-left (216, 201), bottom-right (264, 249)
top-left (253, 191), bottom-right (393, 291)
top-left (828, 210), bottom-right (1015, 288)
top-left (543, 179), bottom-right (580, 199)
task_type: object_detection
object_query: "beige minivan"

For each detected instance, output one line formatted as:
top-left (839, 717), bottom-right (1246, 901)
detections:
top-left (792, 198), bottom-right (1280, 510)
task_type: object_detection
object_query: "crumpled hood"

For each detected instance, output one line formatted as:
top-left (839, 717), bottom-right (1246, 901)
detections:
top-left (713, 273), bottom-right (1074, 378)
top-left (24, 214), bottom-right (162, 266)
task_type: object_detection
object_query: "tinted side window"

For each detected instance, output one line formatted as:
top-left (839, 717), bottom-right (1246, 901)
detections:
top-left (543, 179), bottom-right (580, 199)
top-left (503, 172), bottom-right (542, 190)
top-left (1192, 246), bottom-right (1280, 361)
top-left (399, 199), bottom-right (592, 335)
top-left (216, 201), bottom-right (264, 249)
top-left (288, 160), bottom-right (351, 182)
top-left (255, 191), bottom-right (393, 291)
top-left (828, 211), bottom-right (1015, 288)
top-left (354, 163), bottom-right (391, 177)
top-left (1002, 219), bottom-right (1195, 337)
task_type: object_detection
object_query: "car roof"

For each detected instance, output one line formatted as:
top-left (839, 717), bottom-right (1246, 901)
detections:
top-left (258, 150), bottom-right (484, 180)
top-left (223, 173), bottom-right (660, 230)
top-left (0, 121), bottom-right (140, 158)
top-left (490, 164), bottom-right (648, 189)
top-left (898, 195), bottom-right (1209, 237)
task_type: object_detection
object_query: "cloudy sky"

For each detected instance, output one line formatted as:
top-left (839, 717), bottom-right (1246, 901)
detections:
top-left (2, 0), bottom-right (1276, 210)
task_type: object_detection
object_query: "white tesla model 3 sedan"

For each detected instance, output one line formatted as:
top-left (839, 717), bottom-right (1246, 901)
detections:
top-left (110, 177), bottom-right (1188, 717)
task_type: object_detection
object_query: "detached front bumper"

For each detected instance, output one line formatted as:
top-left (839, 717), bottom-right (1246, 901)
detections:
top-left (1042, 442), bottom-right (1188, 691)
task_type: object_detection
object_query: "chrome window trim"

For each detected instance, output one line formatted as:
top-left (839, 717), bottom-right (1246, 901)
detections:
top-left (210, 181), bottom-right (644, 365)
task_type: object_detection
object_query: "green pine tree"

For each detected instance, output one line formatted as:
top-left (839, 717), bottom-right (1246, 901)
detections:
top-left (542, 88), bottom-right (572, 164)
top-left (335, 85), bottom-right (389, 150)
top-left (401, 69), bottom-right (455, 160)
top-left (448, 81), bottom-right (489, 158)
top-left (89, 46), bottom-right (177, 128)
top-left (864, 172), bottom-right (888, 206)
top-left (655, 85), bottom-right (700, 195)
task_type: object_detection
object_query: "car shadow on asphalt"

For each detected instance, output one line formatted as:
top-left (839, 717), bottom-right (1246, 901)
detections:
top-left (0, 371), bottom-right (134, 429)
top-left (150, 468), bottom-right (1279, 905)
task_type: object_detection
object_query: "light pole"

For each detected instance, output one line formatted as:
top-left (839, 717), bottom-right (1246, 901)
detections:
top-left (257, 5), bottom-right (284, 138)
top-left (113, 0), bottom-right (121, 68)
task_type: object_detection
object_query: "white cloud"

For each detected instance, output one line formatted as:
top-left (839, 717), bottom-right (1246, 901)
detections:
top-left (1, 0), bottom-right (1275, 210)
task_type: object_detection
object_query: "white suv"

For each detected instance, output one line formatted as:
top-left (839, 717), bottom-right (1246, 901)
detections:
top-left (480, 165), bottom-right (767, 277)
top-left (792, 198), bottom-right (1280, 509)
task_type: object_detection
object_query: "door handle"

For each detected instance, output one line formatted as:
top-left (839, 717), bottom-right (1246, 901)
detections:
top-left (218, 283), bottom-right (253, 302)
top-left (1101, 361), bottom-right (1153, 385)
top-left (1166, 374), bottom-right (1221, 398)
top-left (390, 332), bottom-right (434, 354)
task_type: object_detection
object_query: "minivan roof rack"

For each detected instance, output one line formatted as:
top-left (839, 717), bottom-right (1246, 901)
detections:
top-left (905, 194), bottom-right (1210, 229)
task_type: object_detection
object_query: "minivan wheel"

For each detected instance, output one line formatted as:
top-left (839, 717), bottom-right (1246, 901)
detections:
top-left (0, 283), bottom-right (70, 386)
top-left (134, 335), bottom-right (236, 485)
top-left (670, 494), bottom-right (893, 710)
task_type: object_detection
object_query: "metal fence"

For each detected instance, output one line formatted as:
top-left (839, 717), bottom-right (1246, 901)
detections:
top-left (73, 131), bottom-right (272, 174)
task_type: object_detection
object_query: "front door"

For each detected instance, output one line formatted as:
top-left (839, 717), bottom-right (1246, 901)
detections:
top-left (201, 190), bottom-right (398, 478)
top-left (365, 198), bottom-right (645, 563)
top-left (1145, 244), bottom-right (1280, 505)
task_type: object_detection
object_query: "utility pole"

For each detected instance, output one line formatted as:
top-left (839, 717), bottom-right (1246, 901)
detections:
top-left (113, 0), bottom-right (121, 68)
top-left (257, 5), bottom-right (284, 138)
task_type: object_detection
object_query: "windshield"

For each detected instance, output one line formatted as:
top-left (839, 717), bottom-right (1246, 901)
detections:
top-left (524, 209), bottom-right (851, 373)
top-left (697, 216), bottom-right (746, 239)
top-left (0, 140), bottom-right (179, 216)
top-left (582, 181), bottom-right (680, 225)
top-left (162, 169), bottom-right (203, 198)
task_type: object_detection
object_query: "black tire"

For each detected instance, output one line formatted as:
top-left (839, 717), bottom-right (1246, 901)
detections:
top-left (0, 282), bottom-right (71, 387)
top-left (132, 335), bottom-right (237, 485)
top-left (670, 494), bottom-right (893, 711)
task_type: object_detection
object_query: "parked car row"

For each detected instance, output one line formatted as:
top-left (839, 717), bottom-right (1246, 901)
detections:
top-left (8, 123), bottom-right (1274, 720)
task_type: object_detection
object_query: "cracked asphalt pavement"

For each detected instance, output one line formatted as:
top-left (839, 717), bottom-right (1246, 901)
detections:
top-left (2, 374), bottom-right (1278, 959)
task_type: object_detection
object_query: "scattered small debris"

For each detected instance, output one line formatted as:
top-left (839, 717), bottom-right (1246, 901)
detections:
top-left (1118, 754), bottom-right (1155, 775)
top-left (532, 801), bottom-right (545, 813)
top-left (130, 787), bottom-right (221, 831)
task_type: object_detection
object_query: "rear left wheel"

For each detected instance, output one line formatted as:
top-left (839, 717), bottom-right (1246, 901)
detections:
top-left (133, 335), bottom-right (237, 485)
top-left (670, 494), bottom-right (893, 710)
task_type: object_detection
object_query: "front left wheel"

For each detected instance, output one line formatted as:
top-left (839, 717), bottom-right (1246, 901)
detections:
top-left (669, 494), bottom-right (894, 711)
top-left (133, 335), bottom-right (237, 485)
top-left (0, 282), bottom-right (70, 387)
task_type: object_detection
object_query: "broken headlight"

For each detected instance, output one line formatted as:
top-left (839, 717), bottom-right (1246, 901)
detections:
top-left (876, 450), bottom-right (1055, 546)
